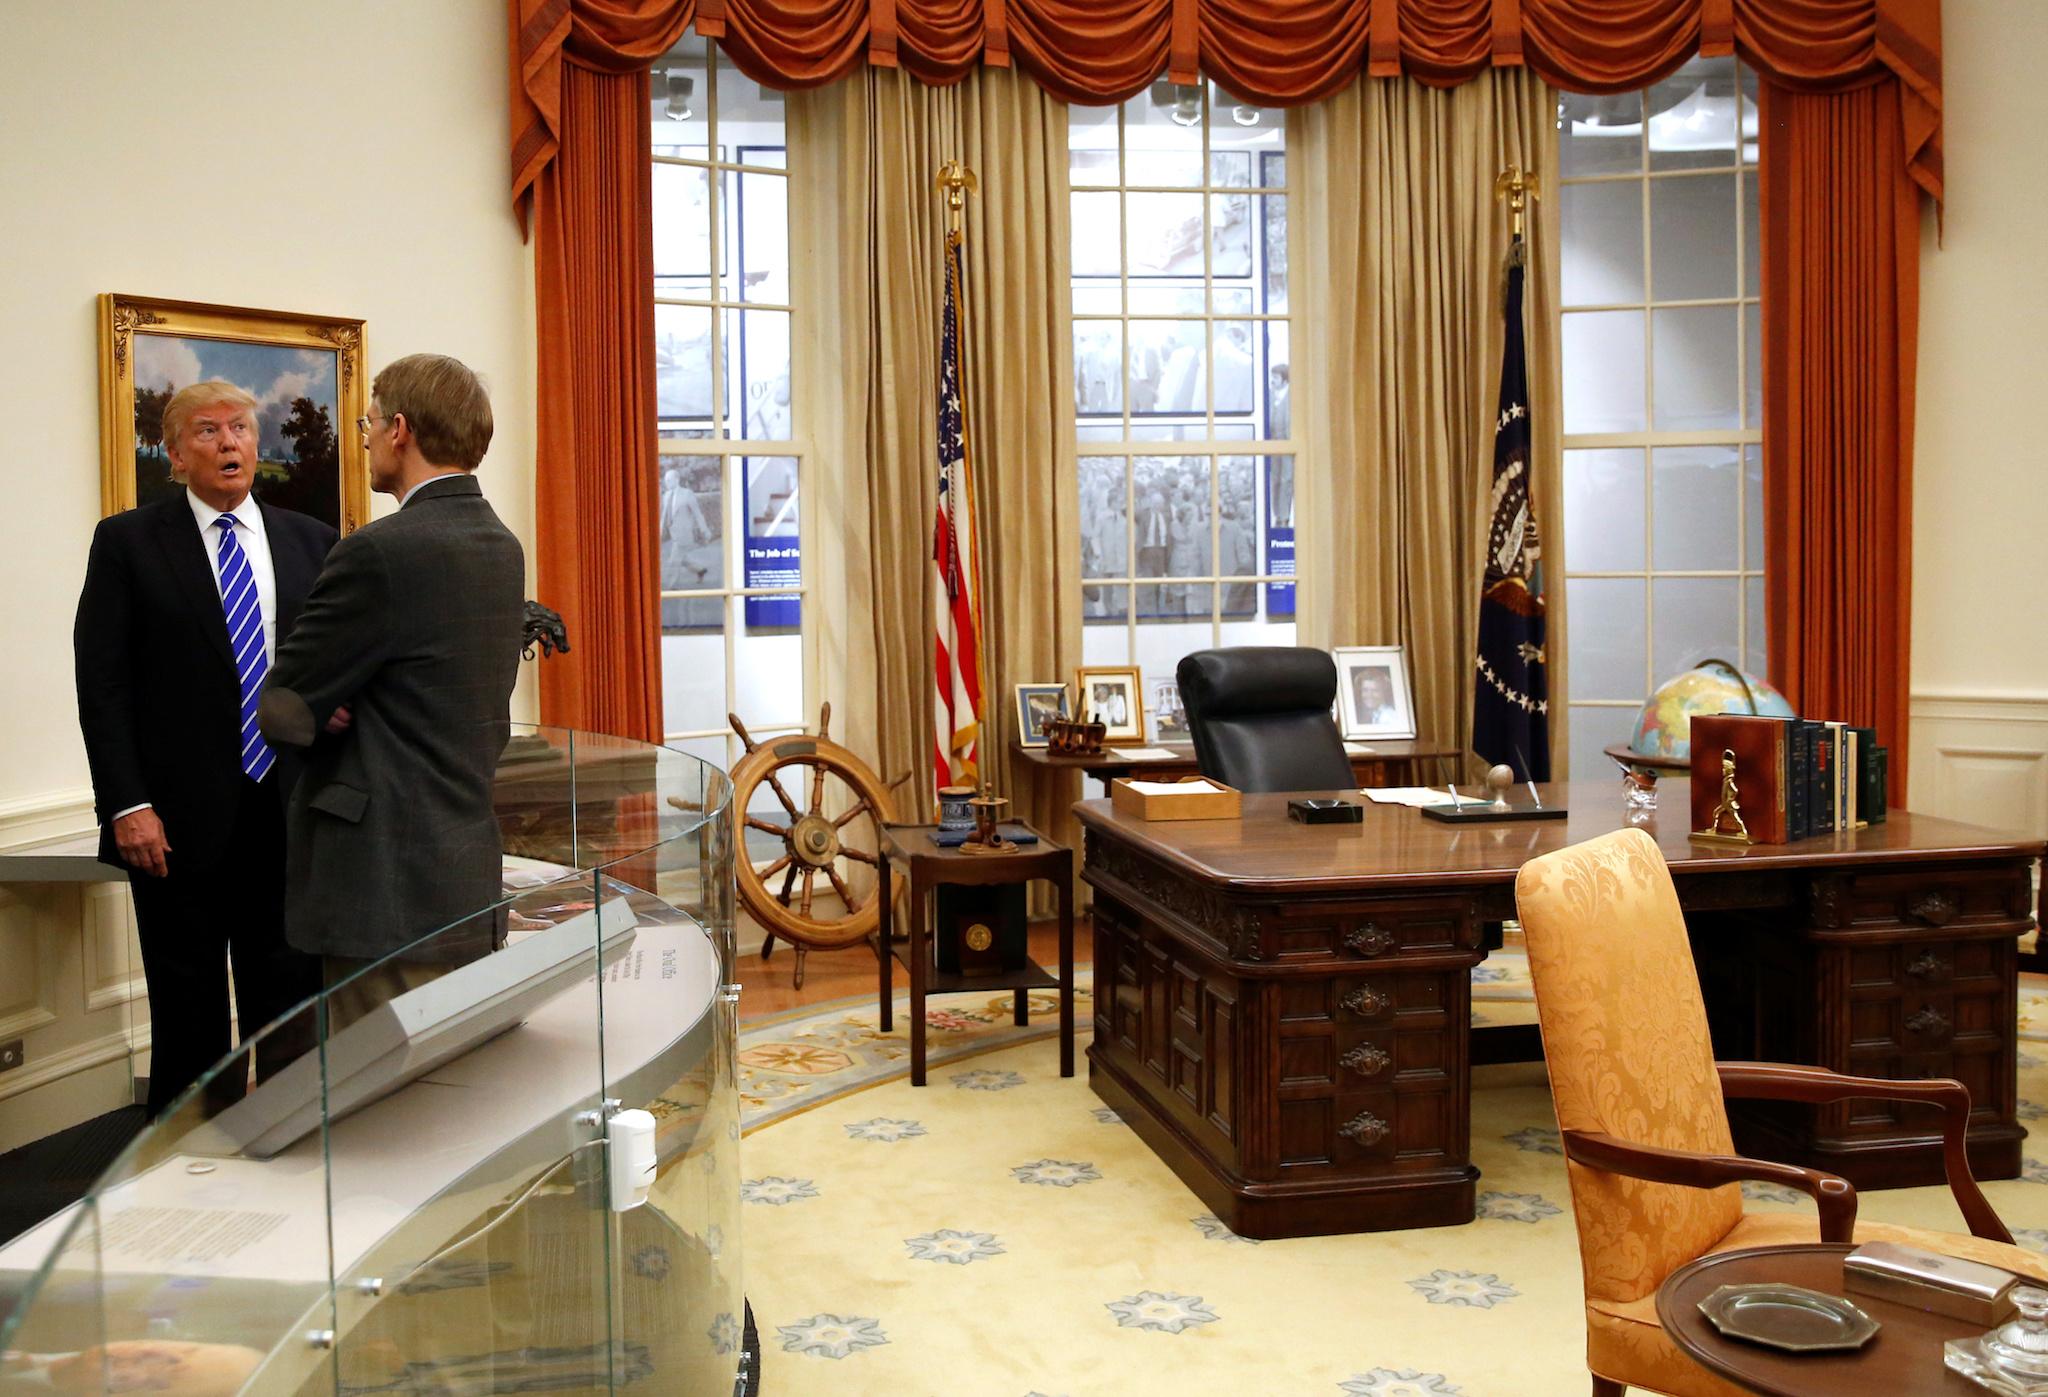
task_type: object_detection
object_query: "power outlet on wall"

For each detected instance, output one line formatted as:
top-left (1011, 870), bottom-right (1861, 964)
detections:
top-left (0, 1039), bottom-right (21, 1073)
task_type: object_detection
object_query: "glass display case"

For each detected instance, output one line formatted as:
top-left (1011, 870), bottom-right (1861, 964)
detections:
top-left (0, 726), bottom-right (741, 1396)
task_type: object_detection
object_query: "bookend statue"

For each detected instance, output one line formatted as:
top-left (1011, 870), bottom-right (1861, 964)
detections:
top-left (522, 600), bottom-right (570, 661)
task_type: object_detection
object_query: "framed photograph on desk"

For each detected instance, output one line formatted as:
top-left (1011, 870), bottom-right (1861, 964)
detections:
top-left (1076, 666), bottom-right (1144, 742)
top-left (1014, 683), bottom-right (1070, 748)
top-left (1334, 645), bottom-right (1416, 740)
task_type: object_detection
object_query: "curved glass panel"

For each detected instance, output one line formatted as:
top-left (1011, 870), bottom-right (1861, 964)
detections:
top-left (0, 726), bottom-right (737, 1396)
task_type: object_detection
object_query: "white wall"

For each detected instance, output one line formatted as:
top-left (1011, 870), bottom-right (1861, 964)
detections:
top-left (0, 0), bottom-right (536, 1144)
top-left (1909, 1), bottom-right (2048, 826)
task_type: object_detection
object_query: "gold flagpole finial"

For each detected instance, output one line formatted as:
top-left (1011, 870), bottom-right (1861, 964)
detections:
top-left (1495, 165), bottom-right (1540, 240)
top-left (936, 159), bottom-right (979, 237)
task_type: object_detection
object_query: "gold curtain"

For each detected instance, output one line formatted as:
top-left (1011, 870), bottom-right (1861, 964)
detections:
top-left (791, 67), bottom-right (1082, 854)
top-left (1295, 69), bottom-right (1567, 778)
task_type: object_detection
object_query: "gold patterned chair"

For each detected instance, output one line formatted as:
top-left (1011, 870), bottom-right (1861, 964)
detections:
top-left (1513, 826), bottom-right (2048, 1397)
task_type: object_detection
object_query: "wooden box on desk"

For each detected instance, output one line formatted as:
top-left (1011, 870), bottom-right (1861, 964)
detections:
top-left (1109, 776), bottom-right (1242, 822)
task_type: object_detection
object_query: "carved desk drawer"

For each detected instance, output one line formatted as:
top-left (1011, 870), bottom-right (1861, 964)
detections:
top-left (1265, 899), bottom-right (1480, 962)
top-left (1810, 867), bottom-right (2032, 933)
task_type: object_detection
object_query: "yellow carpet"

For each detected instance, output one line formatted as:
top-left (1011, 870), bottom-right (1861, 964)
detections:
top-left (740, 976), bottom-right (2048, 1396)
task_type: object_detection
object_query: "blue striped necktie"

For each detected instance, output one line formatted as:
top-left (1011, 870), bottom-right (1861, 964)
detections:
top-left (214, 516), bottom-right (275, 782)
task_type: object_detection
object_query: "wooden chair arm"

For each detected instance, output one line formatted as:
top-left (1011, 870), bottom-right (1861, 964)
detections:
top-left (1716, 1061), bottom-right (2011, 1243)
top-left (1561, 1128), bottom-right (1858, 1243)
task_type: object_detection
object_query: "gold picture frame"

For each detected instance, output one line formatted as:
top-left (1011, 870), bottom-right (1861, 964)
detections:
top-left (99, 293), bottom-right (369, 532)
top-left (1075, 665), bottom-right (1145, 743)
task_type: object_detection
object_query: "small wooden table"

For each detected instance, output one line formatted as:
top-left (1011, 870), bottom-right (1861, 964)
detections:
top-left (1656, 1242), bottom-right (1993, 1395)
top-left (1013, 737), bottom-right (1459, 796)
top-left (877, 823), bottom-right (1075, 1087)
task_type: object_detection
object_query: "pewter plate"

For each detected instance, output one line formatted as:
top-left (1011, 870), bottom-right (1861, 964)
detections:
top-left (1698, 1283), bottom-right (1882, 1353)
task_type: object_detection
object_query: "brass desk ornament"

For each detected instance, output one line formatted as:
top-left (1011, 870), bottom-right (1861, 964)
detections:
top-left (959, 782), bottom-right (1016, 855)
top-left (1692, 747), bottom-right (1755, 845)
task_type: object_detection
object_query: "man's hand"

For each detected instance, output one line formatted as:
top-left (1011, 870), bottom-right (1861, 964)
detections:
top-left (113, 808), bottom-right (170, 878)
top-left (325, 703), bottom-right (353, 735)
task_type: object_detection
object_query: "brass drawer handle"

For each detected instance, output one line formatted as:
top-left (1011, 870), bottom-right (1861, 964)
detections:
top-left (1907, 1005), bottom-right (1952, 1039)
top-left (1338, 1110), bottom-right (1390, 1146)
top-left (1340, 1044), bottom-right (1391, 1078)
top-left (1905, 951), bottom-right (1948, 980)
top-left (1344, 922), bottom-right (1397, 957)
top-left (1908, 890), bottom-right (1958, 927)
top-left (1340, 986), bottom-right (1390, 1019)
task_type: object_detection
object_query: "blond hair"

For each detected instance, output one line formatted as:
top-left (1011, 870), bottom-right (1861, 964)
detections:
top-left (371, 354), bottom-right (493, 470)
top-left (163, 380), bottom-right (260, 477)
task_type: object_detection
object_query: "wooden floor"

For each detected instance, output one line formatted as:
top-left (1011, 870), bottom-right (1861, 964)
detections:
top-left (736, 919), bottom-right (1078, 1021)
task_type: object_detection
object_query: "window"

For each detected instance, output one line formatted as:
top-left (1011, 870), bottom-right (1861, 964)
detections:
top-left (650, 36), bottom-right (806, 777)
top-left (1557, 55), bottom-right (1765, 766)
top-left (1067, 83), bottom-right (1293, 744)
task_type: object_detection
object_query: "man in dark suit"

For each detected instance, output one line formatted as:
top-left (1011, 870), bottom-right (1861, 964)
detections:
top-left (257, 354), bottom-right (524, 1028)
top-left (75, 381), bottom-right (336, 1114)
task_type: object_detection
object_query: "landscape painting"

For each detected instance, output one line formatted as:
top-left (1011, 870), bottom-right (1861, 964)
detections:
top-left (100, 295), bottom-right (368, 532)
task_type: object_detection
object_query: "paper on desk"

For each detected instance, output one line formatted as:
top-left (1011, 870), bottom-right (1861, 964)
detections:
top-left (1343, 742), bottom-right (1379, 755)
top-left (1361, 786), bottom-right (1460, 807)
top-left (1128, 779), bottom-right (1225, 796)
top-left (1110, 746), bottom-right (1180, 760)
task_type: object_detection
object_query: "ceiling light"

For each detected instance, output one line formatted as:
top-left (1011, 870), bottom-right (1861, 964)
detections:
top-left (1231, 104), bottom-right (1262, 127)
top-left (1149, 80), bottom-right (1203, 128)
top-left (664, 71), bottom-right (695, 122)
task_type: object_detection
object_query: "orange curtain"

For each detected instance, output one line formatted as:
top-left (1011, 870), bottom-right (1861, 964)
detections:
top-left (529, 61), bottom-right (666, 740)
top-left (513, 1), bottom-right (1942, 207)
top-left (1760, 77), bottom-right (1920, 803)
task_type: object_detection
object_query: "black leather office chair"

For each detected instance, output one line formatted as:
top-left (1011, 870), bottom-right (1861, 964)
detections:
top-left (1177, 648), bottom-right (1355, 793)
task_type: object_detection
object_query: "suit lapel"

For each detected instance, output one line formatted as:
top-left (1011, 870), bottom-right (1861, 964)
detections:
top-left (153, 498), bottom-right (235, 668)
top-left (259, 502), bottom-right (314, 634)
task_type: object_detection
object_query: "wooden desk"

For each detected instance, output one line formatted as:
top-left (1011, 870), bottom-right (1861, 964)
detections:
top-left (877, 824), bottom-right (1076, 1086)
top-left (1075, 781), bottom-right (2043, 1239)
top-left (1014, 738), bottom-right (1459, 796)
top-left (1656, 1243), bottom-right (1983, 1396)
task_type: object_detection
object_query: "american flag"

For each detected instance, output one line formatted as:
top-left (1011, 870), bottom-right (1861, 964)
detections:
top-left (933, 231), bottom-right (985, 789)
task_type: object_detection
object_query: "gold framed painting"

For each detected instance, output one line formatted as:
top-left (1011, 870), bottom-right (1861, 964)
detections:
top-left (98, 293), bottom-right (369, 532)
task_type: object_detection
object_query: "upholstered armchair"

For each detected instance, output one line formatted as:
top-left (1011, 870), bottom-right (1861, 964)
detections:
top-left (1176, 647), bottom-right (1355, 794)
top-left (1514, 826), bottom-right (2048, 1397)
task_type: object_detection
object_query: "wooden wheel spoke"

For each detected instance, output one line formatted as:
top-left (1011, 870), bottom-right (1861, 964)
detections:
top-left (745, 816), bottom-right (789, 838)
top-left (824, 865), bottom-right (861, 912)
top-left (799, 867), bottom-right (817, 915)
top-left (764, 772), bottom-right (801, 819)
top-left (841, 845), bottom-right (878, 867)
top-left (834, 800), bottom-right (871, 829)
top-left (776, 861), bottom-right (799, 907)
top-left (808, 760), bottom-right (828, 817)
top-left (759, 853), bottom-right (792, 882)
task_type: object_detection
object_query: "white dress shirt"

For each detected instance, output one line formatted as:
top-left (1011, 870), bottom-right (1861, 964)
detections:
top-left (186, 488), bottom-right (279, 669)
top-left (112, 491), bottom-right (280, 821)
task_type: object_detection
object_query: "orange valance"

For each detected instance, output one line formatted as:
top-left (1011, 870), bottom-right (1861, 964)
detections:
top-left (509, 0), bottom-right (1942, 223)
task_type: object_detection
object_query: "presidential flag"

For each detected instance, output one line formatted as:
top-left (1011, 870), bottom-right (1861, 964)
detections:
top-left (1472, 244), bottom-right (1550, 781)
top-left (932, 228), bottom-right (986, 789)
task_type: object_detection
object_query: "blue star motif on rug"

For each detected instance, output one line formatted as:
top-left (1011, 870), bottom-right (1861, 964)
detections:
top-left (1105, 1291), bottom-right (1219, 1333)
top-left (777, 1313), bottom-right (889, 1359)
top-left (1476, 1191), bottom-right (1561, 1224)
top-left (1502, 1126), bottom-right (1562, 1155)
top-left (1093, 1106), bottom-right (1123, 1124)
top-left (1012, 1159), bottom-right (1101, 1188)
top-left (1191, 1213), bottom-right (1260, 1244)
top-left (2021, 1158), bottom-right (2048, 1185)
top-left (1339, 1368), bottom-right (1464, 1396)
top-left (953, 1069), bottom-right (1026, 1091)
top-left (845, 1117), bottom-right (928, 1142)
top-left (2022, 1099), bottom-right (2047, 1121)
top-left (1740, 1181), bottom-right (1804, 1205)
top-left (904, 1229), bottom-right (1006, 1264)
top-left (742, 1175), bottom-right (820, 1206)
top-left (1470, 965), bottom-right (1508, 983)
top-left (1406, 1271), bottom-right (1519, 1309)
top-left (629, 1245), bottom-right (670, 1280)
top-left (2015, 1228), bottom-right (2048, 1253)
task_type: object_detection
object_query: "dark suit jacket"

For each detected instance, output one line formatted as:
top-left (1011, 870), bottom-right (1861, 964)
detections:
top-left (75, 495), bottom-right (337, 872)
top-left (259, 474), bottom-right (524, 962)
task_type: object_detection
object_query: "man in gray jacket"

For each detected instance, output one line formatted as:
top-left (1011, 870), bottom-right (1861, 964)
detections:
top-left (258, 354), bottom-right (523, 1027)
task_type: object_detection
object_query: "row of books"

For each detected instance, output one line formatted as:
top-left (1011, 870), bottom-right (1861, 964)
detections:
top-left (1688, 712), bottom-right (1889, 845)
